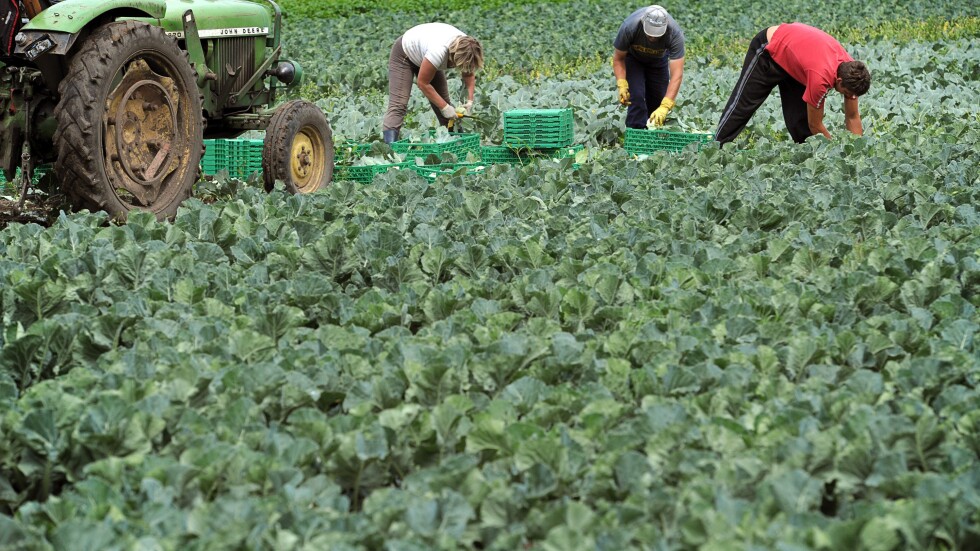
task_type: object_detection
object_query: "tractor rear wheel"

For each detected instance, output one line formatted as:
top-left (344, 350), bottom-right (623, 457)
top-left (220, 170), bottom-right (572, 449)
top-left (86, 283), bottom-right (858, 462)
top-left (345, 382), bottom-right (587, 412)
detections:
top-left (262, 100), bottom-right (334, 194)
top-left (54, 21), bottom-right (203, 220)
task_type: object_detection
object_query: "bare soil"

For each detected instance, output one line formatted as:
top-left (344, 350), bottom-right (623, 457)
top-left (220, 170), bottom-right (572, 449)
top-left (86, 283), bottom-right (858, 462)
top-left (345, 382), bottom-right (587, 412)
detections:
top-left (0, 192), bottom-right (65, 228)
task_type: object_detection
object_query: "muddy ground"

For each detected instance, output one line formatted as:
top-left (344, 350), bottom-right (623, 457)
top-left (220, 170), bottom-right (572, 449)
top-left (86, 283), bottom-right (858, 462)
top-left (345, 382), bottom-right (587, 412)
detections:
top-left (0, 191), bottom-right (65, 228)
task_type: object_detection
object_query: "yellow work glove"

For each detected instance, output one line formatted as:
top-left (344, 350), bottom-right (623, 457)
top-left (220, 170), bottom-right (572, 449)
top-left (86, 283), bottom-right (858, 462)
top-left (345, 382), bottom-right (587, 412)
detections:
top-left (616, 79), bottom-right (630, 105)
top-left (647, 97), bottom-right (675, 127)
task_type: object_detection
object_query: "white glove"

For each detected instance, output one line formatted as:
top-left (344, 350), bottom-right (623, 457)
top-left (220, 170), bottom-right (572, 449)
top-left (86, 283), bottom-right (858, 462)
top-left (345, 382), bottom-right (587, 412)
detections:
top-left (440, 104), bottom-right (458, 119)
top-left (463, 101), bottom-right (473, 115)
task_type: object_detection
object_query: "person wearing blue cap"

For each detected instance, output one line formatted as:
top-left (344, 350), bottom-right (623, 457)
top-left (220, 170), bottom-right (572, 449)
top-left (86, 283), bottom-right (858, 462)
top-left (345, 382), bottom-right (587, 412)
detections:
top-left (613, 5), bottom-right (686, 129)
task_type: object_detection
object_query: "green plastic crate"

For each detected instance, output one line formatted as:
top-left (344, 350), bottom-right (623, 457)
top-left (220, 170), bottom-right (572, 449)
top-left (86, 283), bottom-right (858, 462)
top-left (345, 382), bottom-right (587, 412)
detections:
top-left (335, 161), bottom-right (410, 184)
top-left (229, 139), bottom-right (263, 178)
top-left (624, 129), bottom-right (713, 155)
top-left (480, 145), bottom-right (535, 165)
top-left (481, 144), bottom-right (584, 166)
top-left (202, 138), bottom-right (264, 177)
top-left (337, 140), bottom-right (372, 161)
top-left (503, 108), bottom-right (574, 148)
top-left (392, 132), bottom-right (480, 161)
top-left (504, 108), bottom-right (573, 126)
top-left (546, 144), bottom-right (584, 161)
top-left (201, 139), bottom-right (229, 175)
top-left (503, 133), bottom-right (575, 149)
top-left (411, 162), bottom-right (487, 181)
top-left (540, 144), bottom-right (584, 170)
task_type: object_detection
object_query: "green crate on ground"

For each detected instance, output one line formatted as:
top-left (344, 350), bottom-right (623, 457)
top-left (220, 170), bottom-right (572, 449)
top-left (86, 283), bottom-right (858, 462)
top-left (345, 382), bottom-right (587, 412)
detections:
top-left (503, 108), bottom-right (574, 148)
top-left (337, 140), bottom-right (373, 161)
top-left (504, 135), bottom-right (575, 149)
top-left (229, 139), bottom-right (264, 178)
top-left (480, 145), bottom-right (535, 165)
top-left (481, 144), bottom-right (584, 166)
top-left (410, 162), bottom-right (487, 181)
top-left (202, 138), bottom-right (264, 177)
top-left (503, 131), bottom-right (575, 149)
top-left (546, 144), bottom-right (585, 161)
top-left (392, 132), bottom-right (480, 161)
top-left (541, 144), bottom-right (584, 170)
top-left (335, 162), bottom-right (410, 184)
top-left (202, 139), bottom-right (219, 173)
top-left (624, 129), bottom-right (713, 155)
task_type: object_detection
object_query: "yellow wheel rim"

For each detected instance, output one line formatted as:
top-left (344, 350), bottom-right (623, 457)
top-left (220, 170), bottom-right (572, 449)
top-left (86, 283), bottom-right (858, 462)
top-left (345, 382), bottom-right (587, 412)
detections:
top-left (289, 126), bottom-right (326, 193)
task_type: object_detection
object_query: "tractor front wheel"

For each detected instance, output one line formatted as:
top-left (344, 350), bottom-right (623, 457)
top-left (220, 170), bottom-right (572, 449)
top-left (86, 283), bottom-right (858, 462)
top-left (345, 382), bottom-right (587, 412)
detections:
top-left (54, 21), bottom-right (203, 220)
top-left (262, 100), bottom-right (334, 194)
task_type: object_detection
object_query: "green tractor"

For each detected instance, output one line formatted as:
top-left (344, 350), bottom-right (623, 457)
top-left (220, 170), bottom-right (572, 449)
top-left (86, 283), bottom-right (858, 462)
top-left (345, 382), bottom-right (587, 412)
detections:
top-left (1, 0), bottom-right (333, 219)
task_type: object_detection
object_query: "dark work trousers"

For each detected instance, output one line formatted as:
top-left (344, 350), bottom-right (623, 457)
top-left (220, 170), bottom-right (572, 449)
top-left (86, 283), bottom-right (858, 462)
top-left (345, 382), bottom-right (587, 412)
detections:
top-left (625, 54), bottom-right (669, 129)
top-left (383, 36), bottom-right (453, 132)
top-left (715, 29), bottom-right (812, 145)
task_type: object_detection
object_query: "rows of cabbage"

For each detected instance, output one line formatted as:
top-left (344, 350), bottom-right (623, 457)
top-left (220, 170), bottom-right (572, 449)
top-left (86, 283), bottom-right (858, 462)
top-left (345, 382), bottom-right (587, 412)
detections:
top-left (2, 117), bottom-right (980, 551)
top-left (2, 1), bottom-right (980, 549)
top-left (278, 0), bottom-right (979, 147)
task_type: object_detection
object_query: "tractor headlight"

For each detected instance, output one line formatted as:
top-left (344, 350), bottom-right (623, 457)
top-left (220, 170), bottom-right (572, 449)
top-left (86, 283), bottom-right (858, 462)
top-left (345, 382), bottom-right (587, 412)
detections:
top-left (14, 31), bottom-right (74, 59)
top-left (271, 60), bottom-right (303, 87)
top-left (24, 36), bottom-right (55, 61)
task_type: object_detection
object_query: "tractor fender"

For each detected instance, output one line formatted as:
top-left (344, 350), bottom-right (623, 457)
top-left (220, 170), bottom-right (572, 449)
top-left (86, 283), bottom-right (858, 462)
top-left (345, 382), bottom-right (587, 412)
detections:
top-left (13, 0), bottom-right (166, 58)
top-left (23, 0), bottom-right (166, 34)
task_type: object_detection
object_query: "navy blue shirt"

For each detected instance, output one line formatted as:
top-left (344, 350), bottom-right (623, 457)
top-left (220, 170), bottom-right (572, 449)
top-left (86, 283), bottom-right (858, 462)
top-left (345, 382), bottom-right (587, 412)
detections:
top-left (614, 7), bottom-right (686, 63)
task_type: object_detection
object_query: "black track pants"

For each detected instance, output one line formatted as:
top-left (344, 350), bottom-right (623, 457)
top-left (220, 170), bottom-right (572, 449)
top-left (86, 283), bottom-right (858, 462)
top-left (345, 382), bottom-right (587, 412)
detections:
top-left (714, 29), bottom-right (812, 145)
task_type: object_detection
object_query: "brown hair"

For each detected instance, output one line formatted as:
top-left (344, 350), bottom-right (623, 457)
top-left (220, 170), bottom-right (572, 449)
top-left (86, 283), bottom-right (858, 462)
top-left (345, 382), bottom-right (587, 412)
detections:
top-left (838, 61), bottom-right (871, 96)
top-left (450, 36), bottom-right (484, 74)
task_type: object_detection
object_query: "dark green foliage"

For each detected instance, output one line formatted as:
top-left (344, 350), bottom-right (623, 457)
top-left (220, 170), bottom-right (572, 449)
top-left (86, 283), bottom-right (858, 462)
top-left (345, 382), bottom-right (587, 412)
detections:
top-left (279, 0), bottom-right (573, 19)
top-left (1, 0), bottom-right (979, 548)
top-left (2, 124), bottom-right (979, 547)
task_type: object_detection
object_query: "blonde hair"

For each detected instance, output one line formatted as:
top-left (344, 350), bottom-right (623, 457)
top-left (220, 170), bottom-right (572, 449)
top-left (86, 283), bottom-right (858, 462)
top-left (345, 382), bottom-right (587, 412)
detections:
top-left (449, 36), bottom-right (484, 74)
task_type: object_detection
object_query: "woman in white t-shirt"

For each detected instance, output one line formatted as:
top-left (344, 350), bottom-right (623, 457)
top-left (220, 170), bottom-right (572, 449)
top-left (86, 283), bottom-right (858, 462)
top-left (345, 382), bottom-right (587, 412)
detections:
top-left (382, 23), bottom-right (484, 143)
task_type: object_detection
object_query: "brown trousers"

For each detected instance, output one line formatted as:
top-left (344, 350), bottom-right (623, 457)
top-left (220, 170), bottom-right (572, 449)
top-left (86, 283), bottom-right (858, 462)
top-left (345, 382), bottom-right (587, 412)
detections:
top-left (383, 36), bottom-right (453, 132)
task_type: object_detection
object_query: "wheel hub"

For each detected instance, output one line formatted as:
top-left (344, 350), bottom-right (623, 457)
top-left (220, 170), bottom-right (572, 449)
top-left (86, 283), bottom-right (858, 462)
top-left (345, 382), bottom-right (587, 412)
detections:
top-left (291, 131), bottom-right (317, 185)
top-left (104, 59), bottom-right (184, 207)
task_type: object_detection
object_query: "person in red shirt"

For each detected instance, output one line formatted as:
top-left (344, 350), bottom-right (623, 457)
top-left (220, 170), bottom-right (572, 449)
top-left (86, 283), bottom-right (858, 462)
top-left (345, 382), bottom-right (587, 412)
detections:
top-left (715, 23), bottom-right (871, 145)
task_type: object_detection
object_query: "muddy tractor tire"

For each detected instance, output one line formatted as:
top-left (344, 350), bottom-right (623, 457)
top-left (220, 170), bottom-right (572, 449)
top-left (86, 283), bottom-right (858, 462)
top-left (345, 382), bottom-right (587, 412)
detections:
top-left (54, 21), bottom-right (204, 220)
top-left (262, 100), bottom-right (334, 194)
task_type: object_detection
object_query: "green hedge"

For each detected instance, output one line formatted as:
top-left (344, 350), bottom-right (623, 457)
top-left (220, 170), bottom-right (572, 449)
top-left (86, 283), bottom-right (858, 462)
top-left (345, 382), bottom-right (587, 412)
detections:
top-left (278, 0), bottom-right (571, 19)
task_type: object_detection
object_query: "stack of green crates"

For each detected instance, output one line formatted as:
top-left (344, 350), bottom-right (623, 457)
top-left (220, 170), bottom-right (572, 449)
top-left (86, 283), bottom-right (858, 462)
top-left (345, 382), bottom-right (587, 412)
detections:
top-left (503, 108), bottom-right (574, 149)
top-left (624, 129), bottom-right (713, 155)
top-left (202, 139), bottom-right (264, 178)
top-left (392, 132), bottom-right (480, 161)
top-left (201, 139), bottom-right (223, 174)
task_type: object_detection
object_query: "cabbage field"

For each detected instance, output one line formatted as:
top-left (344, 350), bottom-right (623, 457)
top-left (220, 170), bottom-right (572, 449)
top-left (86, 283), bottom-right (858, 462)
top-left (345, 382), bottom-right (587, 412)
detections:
top-left (1, 0), bottom-right (979, 549)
